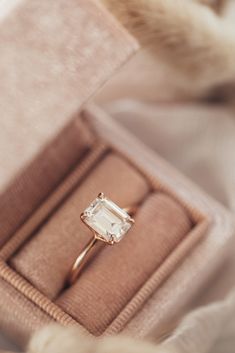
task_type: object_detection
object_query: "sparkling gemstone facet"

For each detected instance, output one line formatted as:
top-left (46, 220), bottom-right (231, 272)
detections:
top-left (82, 195), bottom-right (133, 243)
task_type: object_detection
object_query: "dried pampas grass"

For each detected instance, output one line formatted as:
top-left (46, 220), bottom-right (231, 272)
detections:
top-left (27, 324), bottom-right (171, 353)
top-left (27, 289), bottom-right (235, 353)
top-left (102, 0), bottom-right (235, 96)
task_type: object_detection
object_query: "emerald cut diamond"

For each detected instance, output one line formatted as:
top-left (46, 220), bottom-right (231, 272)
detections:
top-left (81, 193), bottom-right (134, 244)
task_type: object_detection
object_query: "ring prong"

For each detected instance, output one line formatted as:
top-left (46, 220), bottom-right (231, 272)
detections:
top-left (80, 212), bottom-right (86, 220)
top-left (109, 238), bottom-right (115, 245)
top-left (98, 192), bottom-right (105, 199)
top-left (129, 217), bottom-right (135, 224)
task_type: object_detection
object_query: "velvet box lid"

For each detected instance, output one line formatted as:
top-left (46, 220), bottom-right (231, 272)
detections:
top-left (0, 0), bottom-right (138, 197)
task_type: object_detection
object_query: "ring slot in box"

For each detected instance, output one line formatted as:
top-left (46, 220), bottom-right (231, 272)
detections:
top-left (10, 152), bottom-right (150, 299)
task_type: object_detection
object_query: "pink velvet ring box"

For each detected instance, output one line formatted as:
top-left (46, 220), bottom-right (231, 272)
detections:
top-left (0, 0), bottom-right (234, 349)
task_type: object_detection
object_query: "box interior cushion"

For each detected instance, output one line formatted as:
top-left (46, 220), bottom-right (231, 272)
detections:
top-left (56, 192), bottom-right (192, 335)
top-left (10, 152), bottom-right (149, 299)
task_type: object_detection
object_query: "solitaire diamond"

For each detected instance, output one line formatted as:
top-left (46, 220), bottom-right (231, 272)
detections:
top-left (81, 193), bottom-right (134, 244)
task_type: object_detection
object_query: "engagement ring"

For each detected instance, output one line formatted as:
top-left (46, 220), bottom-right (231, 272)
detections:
top-left (68, 192), bottom-right (135, 284)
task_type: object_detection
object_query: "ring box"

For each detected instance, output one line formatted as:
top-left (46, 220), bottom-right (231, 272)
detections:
top-left (0, 0), bottom-right (234, 348)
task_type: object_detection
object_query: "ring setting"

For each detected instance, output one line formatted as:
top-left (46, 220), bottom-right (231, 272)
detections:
top-left (68, 193), bottom-right (135, 284)
top-left (81, 192), bottom-right (134, 245)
